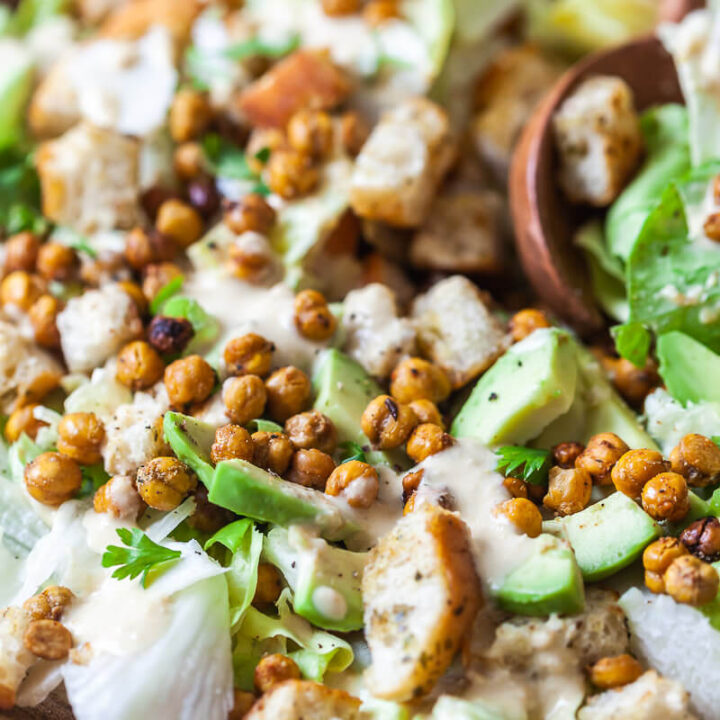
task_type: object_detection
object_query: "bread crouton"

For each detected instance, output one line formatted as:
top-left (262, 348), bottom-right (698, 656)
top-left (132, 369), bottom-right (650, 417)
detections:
top-left (245, 680), bottom-right (362, 720)
top-left (362, 505), bottom-right (481, 701)
top-left (553, 76), bottom-right (643, 207)
top-left (0, 606), bottom-right (35, 711)
top-left (77, 0), bottom-right (127, 25)
top-left (411, 276), bottom-right (509, 389)
top-left (350, 98), bottom-right (455, 228)
top-left (28, 58), bottom-right (80, 139)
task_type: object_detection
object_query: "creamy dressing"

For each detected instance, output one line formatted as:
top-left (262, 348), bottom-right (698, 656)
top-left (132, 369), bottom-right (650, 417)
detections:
top-left (312, 586), bottom-right (347, 621)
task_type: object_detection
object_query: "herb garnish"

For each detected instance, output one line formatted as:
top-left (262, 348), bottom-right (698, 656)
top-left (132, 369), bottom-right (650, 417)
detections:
top-left (102, 528), bottom-right (181, 588)
top-left (495, 446), bottom-right (552, 485)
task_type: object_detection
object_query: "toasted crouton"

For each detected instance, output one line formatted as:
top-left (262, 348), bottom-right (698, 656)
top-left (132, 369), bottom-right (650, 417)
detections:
top-left (411, 276), bottom-right (509, 389)
top-left (245, 680), bottom-right (362, 720)
top-left (362, 505), bottom-right (481, 701)
top-left (28, 58), bottom-right (80, 139)
top-left (350, 98), bottom-right (456, 228)
top-left (0, 607), bottom-right (35, 711)
top-left (553, 76), bottom-right (643, 207)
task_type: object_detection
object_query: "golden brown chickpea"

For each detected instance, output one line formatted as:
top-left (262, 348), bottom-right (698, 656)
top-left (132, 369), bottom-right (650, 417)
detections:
top-left (223, 375), bottom-right (267, 425)
top-left (551, 441), bottom-right (585, 469)
top-left (24, 452), bottom-right (82, 506)
top-left (36, 242), bottom-right (77, 281)
top-left (495, 498), bottom-right (543, 538)
top-left (57, 412), bottom-right (105, 465)
top-left (390, 357), bottom-right (451, 405)
top-left (575, 433), bottom-right (629, 485)
top-left (679, 517), bottom-right (720, 562)
top-left (502, 476), bottom-right (529, 499)
top-left (325, 460), bottom-right (379, 508)
top-left (165, 355), bottom-right (216, 407)
top-left (224, 333), bottom-right (275, 377)
top-left (611, 449), bottom-right (669, 500)
top-left (284, 410), bottom-right (337, 454)
top-left (147, 315), bottom-right (194, 355)
top-left (293, 289), bottom-right (337, 342)
top-left (173, 141), bottom-right (205, 181)
top-left (228, 236), bottom-right (276, 284)
top-left (93, 475), bottom-right (144, 519)
top-left (286, 448), bottom-right (336, 490)
top-left (509, 308), bottom-right (551, 342)
top-left (664, 554), bottom-right (719, 606)
top-left (265, 366), bottom-right (312, 422)
top-left (363, 0), bottom-right (399, 24)
top-left (40, 586), bottom-right (74, 621)
top-left (266, 149), bottom-right (319, 200)
top-left (116, 340), bottom-right (165, 391)
top-left (589, 654), bottom-right (644, 690)
top-left (642, 536), bottom-right (689, 575)
top-left (406, 423), bottom-right (453, 464)
top-left (23, 619), bottom-right (72, 660)
top-left (4, 403), bottom-right (47, 443)
top-left (136, 456), bottom-right (198, 511)
top-left (0, 270), bottom-right (44, 310)
top-left (641, 471), bottom-right (689, 522)
top-left (253, 563), bottom-right (284, 606)
top-left (228, 689), bottom-right (256, 720)
top-left (361, 395), bottom-right (417, 450)
top-left (156, 199), bottom-right (204, 249)
top-left (407, 399), bottom-right (444, 428)
top-left (403, 493), bottom-right (418, 515)
top-left (704, 211), bottom-right (720, 241)
top-left (402, 468), bottom-right (424, 503)
top-left (125, 228), bottom-right (177, 271)
top-left (169, 88), bottom-right (213, 143)
top-left (669, 433), bottom-right (720, 487)
top-left (339, 111), bottom-right (369, 156)
top-left (251, 431), bottom-right (294, 475)
top-left (224, 193), bottom-right (277, 236)
top-left (321, 0), bottom-right (361, 15)
top-left (4, 232), bottom-right (39, 273)
top-left (287, 109), bottom-right (334, 159)
top-left (141, 261), bottom-right (183, 304)
top-left (644, 569), bottom-right (666, 594)
top-left (210, 424), bottom-right (254, 464)
top-left (245, 127), bottom-right (286, 175)
top-left (28, 294), bottom-right (62, 349)
top-left (23, 594), bottom-right (52, 621)
top-left (600, 355), bottom-right (659, 408)
top-left (254, 654), bottom-right (301, 694)
top-left (543, 466), bottom-right (592, 516)
top-left (118, 280), bottom-right (148, 315)
top-left (187, 484), bottom-right (236, 534)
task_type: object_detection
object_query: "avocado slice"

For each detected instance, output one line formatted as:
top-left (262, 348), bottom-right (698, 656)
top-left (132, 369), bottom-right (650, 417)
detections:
top-left (163, 411), bottom-right (215, 487)
top-left (451, 328), bottom-right (577, 446)
top-left (657, 331), bottom-right (720, 406)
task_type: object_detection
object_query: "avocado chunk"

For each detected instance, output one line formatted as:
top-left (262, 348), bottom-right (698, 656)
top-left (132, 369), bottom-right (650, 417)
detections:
top-left (451, 328), bottom-right (577, 446)
top-left (560, 491), bottom-right (662, 581)
top-left (494, 535), bottom-right (584, 616)
top-left (657, 331), bottom-right (720, 405)
top-left (163, 411), bottom-right (215, 487)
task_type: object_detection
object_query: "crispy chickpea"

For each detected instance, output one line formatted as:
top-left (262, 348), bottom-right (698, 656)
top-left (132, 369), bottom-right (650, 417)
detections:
top-left (4, 232), bottom-right (40, 272)
top-left (326, 460), bottom-right (379, 508)
top-left (23, 594), bottom-right (52, 621)
top-left (293, 289), bottom-right (337, 341)
top-left (223, 375), bottom-right (267, 425)
top-left (600, 355), bottom-right (659, 408)
top-left (169, 88), bottom-right (212, 143)
top-left (156, 199), bottom-right (204, 249)
top-left (704, 212), bottom-right (720, 241)
top-left (125, 228), bottom-right (177, 270)
top-left (406, 423), bottom-right (453, 464)
top-left (229, 689), bottom-right (256, 720)
top-left (4, 403), bottom-right (46, 443)
top-left (680, 517), bottom-right (720, 562)
top-left (265, 366), bottom-right (312, 422)
top-left (589, 654), bottom-right (644, 690)
top-left (644, 570), bottom-right (666, 594)
top-left (509, 308), bottom-right (551, 342)
top-left (543, 466), bottom-right (592, 516)
top-left (0, 270), bottom-right (44, 310)
top-left (253, 563), bottom-right (284, 606)
top-left (28, 294), bottom-right (62, 349)
top-left (147, 315), bottom-right (194, 355)
top-left (116, 340), bottom-right (165, 391)
top-left (228, 233), bottom-right (277, 285)
top-left (363, 0), bottom-right (400, 25)
top-left (284, 410), bottom-right (337, 454)
top-left (266, 149), bottom-right (319, 199)
top-left (224, 193), bottom-right (277, 236)
top-left (23, 619), bottom-right (72, 660)
top-left (36, 242), bottom-right (77, 281)
top-left (664, 555), bottom-right (719, 606)
top-left (287, 109), bottom-right (334, 159)
top-left (57, 412), bottom-right (105, 465)
top-left (611, 449), bottom-right (669, 500)
top-left (321, 0), bottom-right (361, 15)
top-left (641, 471), bottom-right (689, 522)
top-left (643, 537), bottom-right (688, 575)
top-left (502, 476), bottom-right (529, 499)
top-left (361, 395), bottom-right (417, 450)
top-left (339, 111), bottom-right (369, 156)
top-left (224, 333), bottom-right (275, 377)
top-left (41, 586), bottom-right (74, 621)
top-left (136, 456), bottom-right (198, 511)
top-left (286, 448), bottom-right (336, 490)
top-left (552, 441), bottom-right (584, 469)
top-left (118, 280), bottom-right (148, 315)
top-left (390, 357), bottom-right (451, 405)
top-left (173, 141), bottom-right (205, 181)
top-left (24, 452), bottom-right (82, 506)
top-left (93, 475), bottom-right (144, 519)
top-left (251, 431), bottom-right (294, 475)
top-left (187, 484), bottom-right (235, 534)
top-left (254, 654), bottom-right (301, 694)
top-left (210, 424), bottom-right (254, 464)
top-left (142, 261), bottom-right (182, 303)
top-left (669, 433), bottom-right (720, 487)
top-left (575, 433), bottom-right (629, 485)
top-left (402, 468), bottom-right (424, 503)
top-left (495, 498), bottom-right (543, 538)
top-left (245, 127), bottom-right (285, 174)
top-left (165, 355), bottom-right (216, 407)
top-left (407, 399), bottom-right (444, 428)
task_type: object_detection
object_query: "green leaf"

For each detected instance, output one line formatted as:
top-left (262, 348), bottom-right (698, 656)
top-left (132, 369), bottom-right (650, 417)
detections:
top-left (161, 295), bottom-right (219, 348)
top-left (223, 33), bottom-right (300, 61)
top-left (247, 419), bottom-right (283, 434)
top-left (201, 134), bottom-right (269, 195)
top-left (0, 148), bottom-right (47, 233)
top-left (254, 147), bottom-right (271, 164)
top-left (150, 274), bottom-right (184, 315)
top-left (78, 464), bottom-right (110, 499)
top-left (495, 446), bottom-right (552, 485)
top-left (339, 441), bottom-right (367, 464)
top-left (612, 322), bottom-right (651, 368)
top-left (712, 436), bottom-right (720, 449)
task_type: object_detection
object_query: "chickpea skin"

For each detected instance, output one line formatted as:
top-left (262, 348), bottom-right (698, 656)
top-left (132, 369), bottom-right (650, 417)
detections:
top-left (254, 654), bottom-right (301, 694)
top-left (23, 594), bottom-right (52, 621)
top-left (210, 424), bottom-right (254, 464)
top-left (23, 619), bottom-right (73, 660)
top-left (669, 433), bottom-right (720, 487)
top-left (390, 357), bottom-right (451, 405)
top-left (93, 475), bottom-right (144, 520)
top-left (293, 289), bottom-right (337, 342)
top-left (589, 654), bottom-right (644, 690)
top-left (600, 355), bottom-right (659, 408)
top-left (408, 399), bottom-right (444, 428)
top-left (117, 340), bottom-right (165, 391)
top-left (611, 449), bottom-right (669, 500)
top-left (641, 472), bottom-right (689, 522)
top-left (24, 452), bottom-right (82, 506)
top-left (3, 232), bottom-right (39, 273)
top-left (664, 555), bottom-right (719, 606)
top-left (495, 498), bottom-right (543, 538)
top-left (28, 294), bottom-right (62, 349)
top-left (543, 466), bottom-right (592, 516)
top-left (165, 355), bottom-right (216, 407)
top-left (643, 537), bottom-right (689, 575)
top-left (266, 149), bottom-right (319, 200)
top-left (169, 88), bottom-right (212, 143)
top-left (41, 586), bottom-right (74, 621)
top-left (503, 476), bottom-right (529, 499)
top-left (287, 109), bottom-right (334, 159)
top-left (265, 366), bottom-right (312, 422)
top-left (326, 460), bottom-right (379, 508)
top-left (286, 449), bottom-right (336, 490)
top-left (406, 423), bottom-right (453, 464)
top-left (361, 395), bottom-right (417, 450)
top-left (253, 563), bottom-right (284, 606)
top-left (252, 431), bottom-right (294, 475)
top-left (173, 141), bottom-right (205, 181)
top-left (0, 270), bottom-right (44, 310)
top-left (125, 228), bottom-right (177, 271)
top-left (4, 403), bottom-right (46, 443)
top-left (142, 261), bottom-right (183, 303)
top-left (224, 193), bottom-right (277, 236)
top-left (509, 308), bottom-right (551, 342)
top-left (575, 433), bottom-right (629, 485)
top-left (679, 517), bottom-right (720, 562)
top-left (57, 412), bottom-right (105, 465)
top-left (36, 242), bottom-right (77, 281)
top-left (147, 316), bottom-right (194, 355)
top-left (156, 199), bottom-right (204, 249)
top-left (224, 333), bottom-right (275, 377)
top-left (136, 457), bottom-right (198, 511)
top-left (551, 441), bottom-right (584, 469)
top-left (339, 111), bottom-right (369, 156)
top-left (223, 375), bottom-right (267, 425)
top-left (402, 468), bottom-right (424, 503)
top-left (284, 410), bottom-right (337, 454)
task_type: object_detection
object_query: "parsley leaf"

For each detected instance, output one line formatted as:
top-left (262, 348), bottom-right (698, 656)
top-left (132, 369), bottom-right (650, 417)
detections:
top-left (339, 441), bottom-right (367, 464)
top-left (201, 134), bottom-right (270, 195)
top-left (78, 463), bottom-right (110, 498)
top-left (223, 34), bottom-right (300, 62)
top-left (495, 446), bottom-right (552, 485)
top-left (102, 528), bottom-right (181, 588)
top-left (150, 274), bottom-right (184, 315)
top-left (0, 148), bottom-right (47, 234)
top-left (612, 322), bottom-right (651, 368)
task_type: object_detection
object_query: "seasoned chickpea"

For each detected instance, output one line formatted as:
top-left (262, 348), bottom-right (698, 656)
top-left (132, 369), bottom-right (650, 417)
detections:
top-left (406, 423), bottom-right (453, 463)
top-left (611, 449), bottom-right (669, 499)
top-left (169, 88), bottom-right (212, 143)
top-left (116, 340), bottom-right (165, 391)
top-left (93, 475), bottom-right (144, 519)
top-left (23, 594), bottom-right (52, 621)
top-left (642, 536), bottom-right (688, 575)
top-left (680, 517), bottom-right (720, 562)
top-left (165, 355), bottom-right (216, 407)
top-left (211, 424), bottom-right (254, 464)
top-left (552, 441), bottom-right (584, 469)
top-left (245, 127), bottom-right (285, 175)
top-left (156, 199), bottom-right (204, 249)
top-left (664, 554), bottom-right (719, 606)
top-left (136, 456), bottom-right (198, 511)
top-left (254, 654), bottom-right (301, 693)
top-left (0, 270), bottom-right (44, 310)
top-left (41, 586), bottom-right (74, 621)
top-left (57, 412), bottom-right (105, 465)
top-left (224, 333), bottom-right (275, 377)
top-left (407, 399), bottom-right (443, 428)
top-left (118, 280), bottom-right (148, 315)
top-left (147, 315), bottom-right (194, 355)
top-left (293, 289), bottom-right (337, 341)
top-left (4, 403), bottom-right (46, 442)
top-left (495, 498), bottom-right (543, 538)
top-left (4, 232), bottom-right (39, 272)
top-left (36, 242), bottom-right (77, 281)
top-left (503, 476), bottom-right (529, 499)
top-left (287, 109), bottom-right (334, 159)
top-left (390, 357), bottom-right (451, 405)
top-left (326, 460), bottom-right (379, 508)
top-left (125, 228), bottom-right (176, 270)
top-left (589, 654), bottom-right (644, 690)
top-left (266, 149), bottom-right (319, 199)
top-left (229, 689), bottom-right (256, 720)
top-left (284, 410), bottom-right (337, 454)
top-left (265, 366), bottom-right (312, 422)
top-left (321, 0), bottom-right (361, 15)
top-left (669, 433), bottom-right (720, 487)
top-left (543, 466), bottom-right (592, 516)
top-left (600, 355), bottom-right (659, 408)
top-left (142, 261), bottom-right (182, 303)
top-left (509, 308), bottom-right (551, 342)
top-left (223, 375), bottom-right (267, 425)
top-left (644, 569), bottom-right (666, 594)
top-left (361, 395), bottom-right (417, 450)
top-left (286, 448), bottom-right (336, 490)
top-left (575, 433), bottom-right (629, 485)
top-left (28, 294), bottom-right (62, 348)
top-left (339, 111), bottom-right (369, 156)
top-left (224, 193), bottom-right (276, 236)
top-left (187, 484), bottom-right (235, 534)
top-left (23, 619), bottom-right (72, 660)
top-left (24, 452), bottom-right (82, 506)
top-left (228, 234), bottom-right (276, 284)
top-left (704, 212), bottom-right (720, 241)
top-left (253, 563), bottom-right (284, 606)
top-left (252, 431), bottom-right (294, 475)
top-left (402, 468), bottom-right (424, 503)
top-left (641, 471), bottom-right (689, 522)
top-left (173, 141), bottom-right (205, 181)
top-left (363, 0), bottom-right (400, 25)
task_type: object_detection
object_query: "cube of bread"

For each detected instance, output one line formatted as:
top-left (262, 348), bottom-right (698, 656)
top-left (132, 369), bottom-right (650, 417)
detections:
top-left (28, 58), bottom-right (80, 139)
top-left (411, 275), bottom-right (509, 389)
top-left (0, 607), bottom-right (35, 711)
top-left (362, 505), bottom-right (481, 701)
top-left (245, 680), bottom-right (362, 720)
top-left (553, 76), bottom-right (643, 207)
top-left (350, 97), bottom-right (456, 228)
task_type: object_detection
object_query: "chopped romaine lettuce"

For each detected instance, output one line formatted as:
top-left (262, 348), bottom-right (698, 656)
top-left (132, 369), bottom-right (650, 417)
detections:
top-left (611, 322), bottom-right (652, 368)
top-left (161, 296), bottom-right (220, 351)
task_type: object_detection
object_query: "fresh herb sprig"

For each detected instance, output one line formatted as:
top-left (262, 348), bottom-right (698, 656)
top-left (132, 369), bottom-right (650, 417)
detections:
top-left (102, 528), bottom-right (181, 588)
top-left (339, 441), bottom-right (367, 464)
top-left (495, 446), bottom-right (552, 485)
top-left (201, 134), bottom-right (270, 196)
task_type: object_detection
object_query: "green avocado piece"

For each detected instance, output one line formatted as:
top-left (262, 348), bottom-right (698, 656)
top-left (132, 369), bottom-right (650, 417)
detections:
top-left (657, 331), bottom-right (720, 406)
top-left (451, 328), bottom-right (577, 446)
top-left (163, 411), bottom-right (215, 487)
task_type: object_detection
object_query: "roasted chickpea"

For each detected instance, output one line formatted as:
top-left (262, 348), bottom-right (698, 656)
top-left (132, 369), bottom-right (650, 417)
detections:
top-left (644, 570), bottom-right (666, 594)
top-left (165, 355), bottom-right (216, 407)
top-left (223, 375), bottom-right (267, 425)
top-left (551, 441), bottom-right (584, 469)
top-left (254, 654), bottom-right (301, 694)
top-left (390, 357), bottom-right (451, 405)
top-left (361, 395), bottom-right (417, 450)
top-left (116, 340), bottom-right (165, 391)
top-left (4, 232), bottom-right (39, 273)
top-left (643, 536), bottom-right (688, 575)
top-left (589, 654), bottom-right (644, 690)
top-left (363, 0), bottom-right (399, 25)
top-left (286, 448), bottom-right (336, 490)
top-left (228, 232), bottom-right (277, 285)
top-left (40, 586), bottom-right (74, 621)
top-left (704, 211), bottom-right (720, 241)
top-left (325, 460), bottom-right (379, 508)
top-left (664, 555), bottom-right (719, 606)
top-left (24, 452), bottom-right (82, 506)
top-left (23, 594), bottom-right (52, 621)
top-left (187, 484), bottom-right (236, 534)
top-left (253, 563), bottom-right (284, 606)
top-left (502, 476), bottom-right (529, 499)
top-left (251, 431), bottom-right (294, 475)
top-left (118, 280), bottom-right (148, 315)
top-left (669, 433), bottom-right (720, 487)
top-left (680, 517), bottom-right (720, 562)
top-left (402, 468), bottom-right (424, 503)
top-left (23, 619), bottom-right (72, 660)
top-left (406, 423), bottom-right (453, 463)
top-left (293, 289), bottom-right (337, 341)
top-left (611, 449), bottom-right (669, 500)
top-left (147, 315), bottom-right (194, 355)
top-left (4, 403), bottom-right (46, 443)
top-left (641, 471), bottom-right (689, 522)
top-left (36, 242), bottom-right (77, 281)
top-left (284, 410), bottom-right (337, 454)
top-left (266, 149), bottom-right (319, 199)
top-left (173, 141), bottom-right (205, 181)
top-left (265, 366), bottom-right (312, 422)
top-left (93, 475), bottom-right (144, 519)
top-left (156, 199), bottom-right (204, 249)
top-left (543, 466), bottom-right (592, 516)
top-left (0, 270), bottom-right (44, 310)
top-left (495, 498), bottom-right (543, 538)
top-left (125, 228), bottom-right (177, 271)
top-left (287, 109), bottom-right (334, 159)
top-left (600, 355), bottom-right (659, 408)
top-left (136, 456), bottom-right (198, 511)
top-left (321, 0), bottom-right (361, 15)
top-left (169, 88), bottom-right (212, 143)
top-left (575, 433), bottom-right (629, 485)
top-left (339, 111), bottom-right (369, 156)
top-left (28, 294), bottom-right (62, 349)
top-left (245, 127), bottom-right (285, 174)
top-left (210, 424), bottom-right (254, 464)
top-left (141, 261), bottom-right (183, 304)
top-left (224, 333), bottom-right (275, 377)
top-left (57, 412), bottom-right (105, 465)
top-left (224, 193), bottom-right (277, 236)
top-left (509, 308), bottom-right (551, 342)
top-left (407, 399), bottom-right (444, 428)
top-left (229, 689), bottom-right (256, 720)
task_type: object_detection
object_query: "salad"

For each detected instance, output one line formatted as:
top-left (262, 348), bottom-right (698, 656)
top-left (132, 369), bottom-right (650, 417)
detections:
top-left (0, 0), bottom-right (717, 719)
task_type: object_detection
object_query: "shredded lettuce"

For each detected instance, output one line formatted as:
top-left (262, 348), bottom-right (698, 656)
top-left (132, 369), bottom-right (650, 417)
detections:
top-left (0, 475), bottom-right (48, 558)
